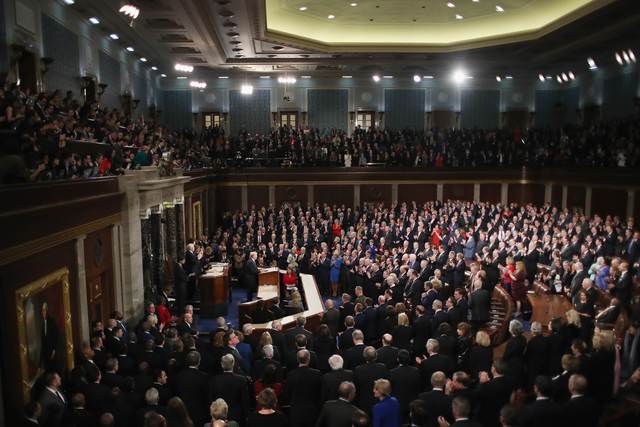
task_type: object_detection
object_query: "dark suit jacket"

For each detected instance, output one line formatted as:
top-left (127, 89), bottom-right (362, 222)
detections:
top-left (562, 395), bottom-right (600, 427)
top-left (431, 310), bottom-right (450, 333)
top-left (283, 366), bottom-right (323, 425)
top-left (376, 346), bottom-right (400, 370)
top-left (353, 362), bottom-right (389, 415)
top-left (519, 398), bottom-right (562, 427)
top-left (322, 307), bottom-right (341, 337)
top-left (242, 258), bottom-right (259, 292)
top-left (321, 369), bottom-right (354, 402)
top-left (390, 365), bottom-right (423, 416)
top-left (85, 382), bottom-right (111, 415)
top-left (39, 388), bottom-right (67, 427)
top-left (418, 389), bottom-right (452, 427)
top-left (285, 326), bottom-right (314, 351)
top-left (316, 399), bottom-right (360, 427)
top-left (469, 289), bottom-right (490, 323)
top-left (170, 367), bottom-right (210, 425)
top-left (209, 372), bottom-right (250, 424)
top-left (474, 376), bottom-right (515, 427)
top-left (338, 327), bottom-right (356, 352)
top-left (344, 343), bottom-right (367, 370)
top-left (419, 354), bottom-right (455, 389)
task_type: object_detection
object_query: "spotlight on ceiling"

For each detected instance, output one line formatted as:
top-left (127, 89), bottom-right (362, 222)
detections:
top-left (372, 74), bottom-right (381, 82)
top-left (568, 71), bottom-right (575, 80)
top-left (587, 57), bottom-right (597, 70)
top-left (496, 5), bottom-right (504, 12)
top-left (615, 52), bottom-right (623, 65)
top-left (160, 74), bottom-right (167, 78)
top-left (299, 6), bottom-right (307, 11)
top-left (496, 76), bottom-right (502, 82)
top-left (109, 33), bottom-right (119, 40)
top-left (151, 66), bottom-right (158, 71)
top-left (622, 51), bottom-right (630, 64)
top-left (455, 14), bottom-right (463, 20)
top-left (126, 46), bottom-right (134, 52)
top-left (413, 75), bottom-right (422, 83)
top-left (119, 3), bottom-right (140, 21)
top-left (561, 72), bottom-right (568, 82)
top-left (452, 69), bottom-right (467, 84)
top-left (505, 75), bottom-right (513, 79)
top-left (277, 76), bottom-right (296, 84)
top-left (174, 63), bottom-right (194, 73)
top-left (628, 50), bottom-right (636, 63)
top-left (63, 0), bottom-right (75, 4)
top-left (89, 17), bottom-right (100, 25)
top-left (189, 80), bottom-right (207, 89)
top-left (538, 74), bottom-right (545, 82)
top-left (446, 2), bottom-right (455, 8)
top-left (140, 57), bottom-right (147, 62)
top-left (556, 75), bottom-right (562, 83)
top-left (241, 84), bottom-right (254, 95)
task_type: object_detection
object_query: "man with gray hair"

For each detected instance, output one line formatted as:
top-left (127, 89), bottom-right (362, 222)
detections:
top-left (209, 354), bottom-right (249, 425)
top-left (418, 371), bottom-right (452, 426)
top-left (322, 354), bottom-right (354, 402)
top-left (135, 387), bottom-right (167, 425)
top-left (353, 346), bottom-right (389, 415)
top-left (316, 381), bottom-right (360, 427)
top-left (242, 250), bottom-right (259, 301)
top-left (416, 339), bottom-right (454, 389)
top-left (282, 349), bottom-right (322, 427)
top-left (344, 329), bottom-right (366, 369)
top-left (525, 321), bottom-right (550, 389)
top-left (376, 333), bottom-right (400, 370)
top-left (251, 344), bottom-right (282, 381)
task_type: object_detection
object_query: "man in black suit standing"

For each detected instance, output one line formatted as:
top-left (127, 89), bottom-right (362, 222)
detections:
top-left (40, 302), bottom-right (60, 372)
top-left (21, 400), bottom-right (41, 427)
top-left (418, 371), bottom-right (452, 427)
top-left (174, 256), bottom-right (189, 315)
top-left (38, 372), bottom-right (66, 427)
top-left (376, 334), bottom-right (399, 370)
top-left (390, 349), bottom-right (423, 422)
top-left (184, 243), bottom-right (202, 300)
top-left (338, 316), bottom-right (356, 352)
top-left (285, 315), bottom-right (314, 352)
top-left (282, 350), bottom-right (322, 427)
top-left (474, 360), bottom-right (515, 427)
top-left (344, 329), bottom-right (367, 370)
top-left (519, 375), bottom-right (562, 427)
top-left (438, 396), bottom-right (482, 427)
top-left (321, 354), bottom-right (354, 402)
top-left (417, 339), bottom-right (455, 390)
top-left (353, 346), bottom-right (389, 415)
top-left (322, 299), bottom-right (341, 337)
top-left (563, 374), bottom-right (600, 427)
top-left (468, 282), bottom-right (490, 332)
top-left (316, 381), bottom-right (360, 427)
top-left (170, 351), bottom-right (210, 427)
top-left (242, 251), bottom-right (259, 302)
top-left (611, 262), bottom-right (632, 309)
top-left (209, 354), bottom-right (249, 425)
top-left (338, 293), bottom-right (355, 330)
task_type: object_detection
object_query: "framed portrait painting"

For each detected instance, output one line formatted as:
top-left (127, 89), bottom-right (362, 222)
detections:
top-left (15, 267), bottom-right (74, 400)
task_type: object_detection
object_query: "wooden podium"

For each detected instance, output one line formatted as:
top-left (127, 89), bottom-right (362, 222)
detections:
top-left (258, 267), bottom-right (280, 287)
top-left (198, 263), bottom-right (230, 317)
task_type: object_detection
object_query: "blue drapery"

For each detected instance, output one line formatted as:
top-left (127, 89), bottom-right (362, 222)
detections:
top-left (384, 89), bottom-right (425, 130)
top-left (229, 89), bottom-right (271, 135)
top-left (461, 90), bottom-right (499, 129)
top-left (308, 89), bottom-right (348, 131)
top-left (42, 14), bottom-right (79, 95)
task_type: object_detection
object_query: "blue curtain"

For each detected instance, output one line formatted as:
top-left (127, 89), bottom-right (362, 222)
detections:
top-left (42, 14), bottom-right (79, 95)
top-left (385, 89), bottom-right (425, 130)
top-left (0, 0), bottom-right (7, 75)
top-left (308, 89), bottom-right (348, 131)
top-left (535, 88), bottom-right (579, 128)
top-left (603, 71), bottom-right (637, 119)
top-left (461, 90), bottom-right (499, 129)
top-left (159, 90), bottom-right (192, 130)
top-left (99, 51), bottom-right (121, 110)
top-left (229, 89), bottom-right (270, 135)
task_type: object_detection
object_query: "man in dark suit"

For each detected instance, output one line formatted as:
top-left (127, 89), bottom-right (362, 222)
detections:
top-left (101, 358), bottom-right (124, 389)
top-left (84, 366), bottom-right (111, 416)
top-left (417, 339), bottom-right (455, 389)
top-left (431, 300), bottom-right (449, 332)
top-left (474, 360), bottom-right (515, 427)
top-left (184, 243), bottom-right (202, 300)
top-left (338, 293), bottom-right (355, 330)
top-left (316, 381), bottom-right (360, 427)
top-left (338, 316), bottom-right (356, 352)
top-left (344, 329), bottom-right (367, 370)
top-left (390, 350), bottom-right (423, 422)
top-left (40, 302), bottom-right (60, 372)
top-left (174, 257), bottom-right (189, 315)
top-left (322, 298), bottom-right (341, 337)
top-left (468, 284), bottom-right (490, 332)
top-left (376, 334), bottom-right (399, 370)
top-left (519, 375), bottom-right (562, 427)
top-left (418, 371), bottom-right (452, 427)
top-left (353, 346), bottom-right (390, 415)
top-left (38, 372), bottom-right (66, 427)
top-left (209, 354), bottom-right (249, 425)
top-left (525, 322), bottom-right (549, 388)
top-left (568, 262), bottom-right (587, 302)
top-left (412, 305), bottom-right (432, 358)
top-left (282, 350), bottom-right (322, 427)
top-left (440, 396), bottom-right (483, 427)
top-left (242, 251), bottom-right (259, 302)
top-left (321, 354), bottom-right (354, 402)
top-left (176, 312), bottom-right (198, 337)
top-left (285, 334), bottom-right (318, 371)
top-left (170, 351), bottom-right (210, 427)
top-left (285, 315), bottom-right (314, 351)
top-left (563, 374), bottom-right (600, 427)
top-left (135, 387), bottom-right (167, 427)
top-left (612, 262), bottom-right (632, 307)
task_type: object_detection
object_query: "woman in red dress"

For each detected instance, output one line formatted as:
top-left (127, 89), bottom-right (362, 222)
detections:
top-left (431, 225), bottom-right (442, 249)
top-left (283, 266), bottom-right (297, 291)
top-left (506, 261), bottom-right (527, 318)
top-left (332, 218), bottom-right (342, 239)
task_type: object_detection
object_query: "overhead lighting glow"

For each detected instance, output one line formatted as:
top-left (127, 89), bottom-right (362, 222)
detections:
top-left (140, 57), bottom-right (147, 62)
top-left (177, 76), bottom-right (187, 79)
top-left (126, 46), bottom-right (135, 52)
top-left (241, 84), bottom-right (254, 95)
top-left (615, 52), bottom-right (623, 65)
top-left (622, 51), bottom-right (630, 63)
top-left (174, 63), bottom-right (194, 73)
top-left (505, 75), bottom-right (513, 79)
top-left (350, 2), bottom-right (358, 6)
top-left (556, 75), bottom-right (562, 83)
top-left (109, 33), bottom-right (119, 40)
top-left (151, 66), bottom-right (158, 70)
top-left (372, 74), bottom-right (381, 82)
top-left (496, 5), bottom-right (504, 12)
top-left (259, 76), bottom-right (271, 79)
top-left (455, 14), bottom-right (463, 20)
top-left (119, 4), bottom-right (140, 20)
top-left (413, 75), bottom-right (422, 82)
top-left (218, 76), bottom-right (229, 79)
top-left (328, 14), bottom-right (335, 19)
top-left (446, 2), bottom-right (455, 8)
top-left (568, 71), bottom-right (575, 80)
top-left (160, 74), bottom-right (167, 77)
top-left (629, 50), bottom-right (636, 63)
top-left (538, 74), bottom-right (545, 82)
top-left (423, 75), bottom-right (434, 79)
top-left (299, 6), bottom-right (307, 11)
top-left (278, 76), bottom-right (297, 84)
top-left (496, 76), bottom-right (502, 82)
top-left (63, 0), bottom-right (75, 4)
top-left (89, 17), bottom-right (100, 25)
top-left (301, 75), bottom-right (311, 79)
top-left (190, 80), bottom-right (207, 89)
top-left (383, 75), bottom-right (394, 79)
top-left (452, 69), bottom-right (467, 84)
top-left (342, 75), bottom-right (352, 79)
top-left (587, 57), bottom-right (597, 69)
top-left (561, 73), bottom-right (568, 82)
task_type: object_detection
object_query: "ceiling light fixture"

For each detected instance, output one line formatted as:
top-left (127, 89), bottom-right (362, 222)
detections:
top-left (63, 0), bottom-right (75, 4)
top-left (174, 63), bottom-right (194, 73)
top-left (538, 74), bottom-right (545, 82)
top-left (119, 4), bottom-right (140, 21)
top-left (259, 76), bottom-right (271, 79)
top-left (89, 17), bottom-right (100, 24)
top-left (455, 14), bottom-right (463, 20)
top-left (587, 57), bottom-right (597, 69)
top-left (446, 2), bottom-right (455, 8)
top-left (299, 6), bottom-right (307, 11)
top-left (350, 2), bottom-right (358, 6)
top-left (452, 69), bottom-right (466, 84)
top-left (160, 74), bottom-right (167, 77)
top-left (126, 46), bottom-right (134, 52)
top-left (189, 80), bottom-right (207, 89)
top-left (109, 33), bottom-right (119, 40)
top-left (556, 75), bottom-right (562, 83)
top-left (140, 57), bottom-right (147, 62)
top-left (568, 71), bottom-right (575, 80)
top-left (241, 84), bottom-right (254, 95)
top-left (496, 5), bottom-right (504, 12)
top-left (301, 75), bottom-right (311, 79)
top-left (151, 66), bottom-right (158, 70)
top-left (413, 75), bottom-right (422, 82)
top-left (628, 50), bottom-right (636, 63)
top-left (496, 76), bottom-right (502, 82)
top-left (278, 76), bottom-right (297, 84)
top-left (615, 52), bottom-right (623, 65)
top-left (622, 51), bottom-right (630, 64)
top-left (505, 75), bottom-right (513, 79)
top-left (383, 75), bottom-right (394, 79)
top-left (328, 14), bottom-right (336, 19)
top-left (218, 76), bottom-right (229, 79)
top-left (342, 75), bottom-right (352, 79)
top-left (423, 75), bottom-right (434, 79)
top-left (177, 76), bottom-right (187, 79)
top-left (561, 72), bottom-right (568, 82)
top-left (372, 74), bottom-right (381, 82)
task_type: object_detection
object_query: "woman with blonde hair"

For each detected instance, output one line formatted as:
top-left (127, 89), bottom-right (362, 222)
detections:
top-left (392, 312), bottom-right (413, 350)
top-left (504, 260), bottom-right (527, 318)
top-left (468, 330), bottom-right (493, 377)
top-left (590, 329), bottom-right (616, 403)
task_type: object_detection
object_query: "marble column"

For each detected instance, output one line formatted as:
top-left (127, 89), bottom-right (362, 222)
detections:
top-left (150, 206), bottom-right (165, 299)
top-left (165, 204), bottom-right (177, 261)
top-left (140, 214), bottom-right (154, 303)
top-left (175, 202), bottom-right (185, 256)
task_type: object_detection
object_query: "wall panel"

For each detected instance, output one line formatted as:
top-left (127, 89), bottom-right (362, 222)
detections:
top-left (229, 89), bottom-right (270, 135)
top-left (159, 90), bottom-right (193, 130)
top-left (308, 89), bottom-right (348, 131)
top-left (443, 184), bottom-right (474, 201)
top-left (398, 184), bottom-right (437, 203)
top-left (480, 184), bottom-right (501, 203)
top-left (567, 185), bottom-right (586, 211)
top-left (275, 185), bottom-right (308, 207)
top-left (508, 183), bottom-right (545, 205)
top-left (535, 88), bottom-right (579, 128)
top-left (217, 186), bottom-right (242, 214)
top-left (591, 187), bottom-right (627, 218)
top-left (461, 90), bottom-right (499, 129)
top-left (602, 71), bottom-right (637, 119)
top-left (99, 51), bottom-right (121, 110)
top-left (384, 89), bottom-right (425, 130)
top-left (360, 184), bottom-right (392, 206)
top-left (314, 185), bottom-right (353, 208)
top-left (42, 14), bottom-right (79, 94)
top-left (247, 186), bottom-right (269, 209)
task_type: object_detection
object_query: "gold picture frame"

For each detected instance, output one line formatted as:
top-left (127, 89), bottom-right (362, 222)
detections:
top-left (15, 267), bottom-right (74, 401)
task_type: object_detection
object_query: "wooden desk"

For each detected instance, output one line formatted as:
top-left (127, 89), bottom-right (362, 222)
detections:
top-left (198, 263), bottom-right (230, 316)
top-left (258, 267), bottom-right (280, 287)
top-left (527, 291), bottom-right (572, 332)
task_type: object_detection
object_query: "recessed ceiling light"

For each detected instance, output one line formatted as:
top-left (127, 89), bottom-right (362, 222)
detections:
top-left (350, 2), bottom-right (358, 6)
top-left (561, 72), bottom-right (568, 82)
top-left (628, 50), bottom-right (636, 63)
top-left (496, 5), bottom-right (504, 12)
top-left (455, 14), bottom-right (463, 19)
top-left (328, 14), bottom-right (335, 19)
top-left (383, 75), bottom-right (393, 79)
top-left (259, 75), bottom-right (271, 79)
top-left (372, 74), bottom-right (381, 82)
top-left (63, 0), bottom-right (75, 4)
top-left (615, 52), bottom-right (623, 65)
top-left (556, 75), bottom-right (562, 83)
top-left (109, 34), bottom-right (119, 40)
top-left (505, 75), bottom-right (513, 79)
top-left (218, 76), bottom-right (229, 79)
top-left (587, 57), bottom-right (597, 69)
top-left (472, 0), bottom-right (479, 2)
top-left (342, 75), bottom-right (352, 79)
top-left (177, 76), bottom-right (187, 79)
top-left (568, 71), bottom-right (575, 80)
top-left (89, 17), bottom-right (100, 24)
top-left (301, 75), bottom-right (311, 79)
top-left (299, 6), bottom-right (307, 11)
top-left (126, 46), bottom-right (134, 52)
top-left (496, 76), bottom-right (502, 82)
top-left (622, 51), bottom-right (630, 63)
top-left (160, 74), bottom-right (167, 77)
top-left (538, 74), bottom-right (545, 82)
top-left (151, 66), bottom-right (158, 70)
top-left (413, 75), bottom-right (422, 82)
top-left (140, 57), bottom-right (147, 62)
top-left (446, 2), bottom-right (455, 8)
top-left (423, 75), bottom-right (434, 79)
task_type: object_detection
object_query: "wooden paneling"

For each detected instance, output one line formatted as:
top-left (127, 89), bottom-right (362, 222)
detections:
top-left (217, 186), bottom-right (242, 213)
top-left (480, 184), bottom-right (501, 203)
top-left (552, 184), bottom-right (563, 208)
top-left (398, 184), bottom-right (437, 203)
top-left (508, 183), bottom-right (545, 205)
top-left (247, 185), bottom-right (269, 209)
top-left (592, 187), bottom-right (627, 218)
top-left (0, 241), bottom-right (79, 411)
top-left (567, 185), bottom-right (586, 212)
top-left (360, 183), bottom-right (392, 205)
top-left (315, 185), bottom-right (354, 208)
top-left (84, 227), bottom-right (114, 326)
top-left (443, 184), bottom-right (474, 201)
top-left (275, 185), bottom-right (308, 207)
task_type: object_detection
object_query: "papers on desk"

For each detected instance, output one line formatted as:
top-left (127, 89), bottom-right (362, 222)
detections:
top-left (258, 267), bottom-right (280, 273)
